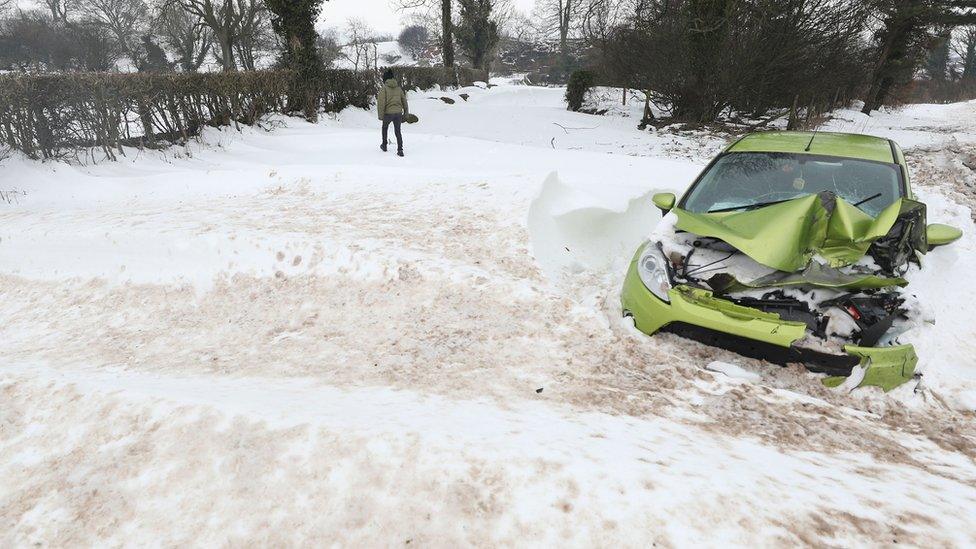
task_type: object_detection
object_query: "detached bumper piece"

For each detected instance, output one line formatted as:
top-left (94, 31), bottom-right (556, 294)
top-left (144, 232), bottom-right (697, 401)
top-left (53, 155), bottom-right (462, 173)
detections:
top-left (823, 345), bottom-right (918, 392)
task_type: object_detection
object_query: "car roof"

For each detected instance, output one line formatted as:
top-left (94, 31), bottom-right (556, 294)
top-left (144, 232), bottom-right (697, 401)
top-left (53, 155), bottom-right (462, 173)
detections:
top-left (727, 131), bottom-right (897, 164)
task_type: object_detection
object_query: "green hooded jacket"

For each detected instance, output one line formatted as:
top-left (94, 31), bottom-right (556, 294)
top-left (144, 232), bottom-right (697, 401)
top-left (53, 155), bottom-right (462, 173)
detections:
top-left (377, 79), bottom-right (408, 120)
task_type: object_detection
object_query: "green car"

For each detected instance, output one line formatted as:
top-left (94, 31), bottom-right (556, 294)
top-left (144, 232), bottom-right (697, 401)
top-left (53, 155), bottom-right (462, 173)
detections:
top-left (622, 131), bottom-right (963, 391)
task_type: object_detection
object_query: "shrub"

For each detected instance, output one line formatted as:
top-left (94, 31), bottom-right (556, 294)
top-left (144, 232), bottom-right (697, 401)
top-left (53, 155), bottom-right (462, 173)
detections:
top-left (565, 69), bottom-right (596, 112)
top-left (0, 65), bottom-right (479, 162)
top-left (398, 25), bottom-right (429, 59)
top-left (906, 78), bottom-right (976, 104)
top-left (385, 66), bottom-right (483, 90)
top-left (0, 70), bottom-right (375, 162)
top-left (594, 0), bottom-right (869, 123)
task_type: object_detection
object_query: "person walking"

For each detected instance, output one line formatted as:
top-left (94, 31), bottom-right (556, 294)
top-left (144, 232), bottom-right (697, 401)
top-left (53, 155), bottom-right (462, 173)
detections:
top-left (377, 69), bottom-right (408, 157)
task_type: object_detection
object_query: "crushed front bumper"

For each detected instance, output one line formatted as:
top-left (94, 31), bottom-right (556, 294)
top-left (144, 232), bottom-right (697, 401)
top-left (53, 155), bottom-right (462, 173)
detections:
top-left (621, 257), bottom-right (917, 391)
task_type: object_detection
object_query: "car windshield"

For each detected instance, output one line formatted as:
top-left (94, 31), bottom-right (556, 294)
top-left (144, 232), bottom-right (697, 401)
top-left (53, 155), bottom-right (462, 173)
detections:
top-left (682, 152), bottom-right (903, 217)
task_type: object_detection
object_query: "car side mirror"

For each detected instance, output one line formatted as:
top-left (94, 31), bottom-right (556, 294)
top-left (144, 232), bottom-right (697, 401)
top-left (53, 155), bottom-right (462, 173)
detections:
top-left (652, 193), bottom-right (676, 215)
top-left (927, 223), bottom-right (963, 247)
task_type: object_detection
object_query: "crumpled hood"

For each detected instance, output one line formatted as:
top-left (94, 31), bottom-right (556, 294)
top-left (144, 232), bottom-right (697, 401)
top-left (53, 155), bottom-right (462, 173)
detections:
top-left (384, 79), bottom-right (399, 88)
top-left (672, 191), bottom-right (928, 273)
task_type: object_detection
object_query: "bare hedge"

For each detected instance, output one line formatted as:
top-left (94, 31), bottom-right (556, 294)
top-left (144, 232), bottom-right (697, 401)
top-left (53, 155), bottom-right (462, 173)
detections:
top-left (388, 66), bottom-right (483, 91)
top-left (904, 79), bottom-right (976, 105)
top-left (0, 66), bottom-right (479, 162)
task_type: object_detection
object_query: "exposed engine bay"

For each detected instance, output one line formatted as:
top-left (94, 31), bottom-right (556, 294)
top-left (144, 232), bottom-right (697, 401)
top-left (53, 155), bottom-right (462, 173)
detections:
top-left (648, 191), bottom-right (930, 359)
top-left (661, 234), bottom-right (915, 354)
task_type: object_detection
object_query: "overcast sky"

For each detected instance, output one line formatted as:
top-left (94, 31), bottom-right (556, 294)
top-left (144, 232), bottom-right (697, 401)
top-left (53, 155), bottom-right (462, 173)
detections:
top-left (320, 0), bottom-right (536, 35)
top-left (15, 0), bottom-right (537, 38)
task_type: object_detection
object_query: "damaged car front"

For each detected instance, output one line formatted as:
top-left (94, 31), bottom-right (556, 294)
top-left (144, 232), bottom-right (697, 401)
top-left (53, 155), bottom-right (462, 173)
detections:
top-left (622, 132), bottom-right (962, 391)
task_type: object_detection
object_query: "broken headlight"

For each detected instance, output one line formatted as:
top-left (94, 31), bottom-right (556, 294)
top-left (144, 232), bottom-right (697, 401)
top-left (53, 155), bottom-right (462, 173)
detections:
top-left (637, 242), bottom-right (672, 303)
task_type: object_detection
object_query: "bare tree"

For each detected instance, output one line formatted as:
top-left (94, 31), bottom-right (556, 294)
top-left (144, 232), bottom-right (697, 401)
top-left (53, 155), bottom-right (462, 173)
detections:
top-left (153, 0), bottom-right (212, 71)
top-left (952, 25), bottom-right (976, 80)
top-left (74, 18), bottom-right (124, 70)
top-left (316, 26), bottom-right (343, 67)
top-left (232, 4), bottom-right (273, 70)
top-left (597, 0), bottom-right (870, 124)
top-left (395, 0), bottom-right (455, 67)
top-left (170, 0), bottom-right (263, 71)
top-left (44, 0), bottom-right (75, 25)
top-left (343, 17), bottom-right (377, 71)
top-left (81, 0), bottom-right (151, 66)
top-left (499, 9), bottom-right (536, 43)
top-left (579, 0), bottom-right (627, 48)
top-left (533, 0), bottom-right (581, 75)
top-left (0, 0), bottom-right (13, 16)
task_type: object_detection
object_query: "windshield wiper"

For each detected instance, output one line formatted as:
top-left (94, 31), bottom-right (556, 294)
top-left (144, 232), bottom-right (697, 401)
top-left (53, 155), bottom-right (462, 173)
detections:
top-left (707, 192), bottom-right (884, 214)
top-left (707, 196), bottom-right (799, 214)
top-left (852, 193), bottom-right (882, 208)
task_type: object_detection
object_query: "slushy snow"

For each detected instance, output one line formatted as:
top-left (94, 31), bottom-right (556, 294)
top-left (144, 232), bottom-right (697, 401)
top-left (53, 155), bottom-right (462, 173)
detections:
top-left (2, 81), bottom-right (975, 545)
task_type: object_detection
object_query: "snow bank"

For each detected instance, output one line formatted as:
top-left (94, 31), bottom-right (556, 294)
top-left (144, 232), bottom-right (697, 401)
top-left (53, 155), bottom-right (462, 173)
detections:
top-left (527, 172), bottom-right (660, 284)
top-left (901, 187), bottom-right (976, 409)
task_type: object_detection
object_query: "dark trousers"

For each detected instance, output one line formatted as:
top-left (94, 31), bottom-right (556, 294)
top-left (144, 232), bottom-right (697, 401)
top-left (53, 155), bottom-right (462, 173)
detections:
top-left (382, 114), bottom-right (403, 152)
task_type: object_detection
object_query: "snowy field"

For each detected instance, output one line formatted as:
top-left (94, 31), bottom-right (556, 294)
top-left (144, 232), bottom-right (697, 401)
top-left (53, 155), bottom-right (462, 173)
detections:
top-left (2, 81), bottom-right (976, 546)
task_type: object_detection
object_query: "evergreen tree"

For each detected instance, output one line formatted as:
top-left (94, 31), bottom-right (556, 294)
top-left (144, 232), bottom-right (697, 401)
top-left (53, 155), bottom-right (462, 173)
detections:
top-left (441, 0), bottom-right (455, 68)
top-left (265, 0), bottom-right (325, 121)
top-left (455, 0), bottom-right (499, 74)
top-left (862, 0), bottom-right (976, 113)
top-left (138, 34), bottom-right (172, 72)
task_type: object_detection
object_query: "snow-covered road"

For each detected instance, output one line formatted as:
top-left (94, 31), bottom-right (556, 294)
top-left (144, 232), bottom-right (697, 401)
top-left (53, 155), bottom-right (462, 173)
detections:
top-left (2, 83), bottom-right (975, 545)
top-left (5, 362), bottom-right (976, 546)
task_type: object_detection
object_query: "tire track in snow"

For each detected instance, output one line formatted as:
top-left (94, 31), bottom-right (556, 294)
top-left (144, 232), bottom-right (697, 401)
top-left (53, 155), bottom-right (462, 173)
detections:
top-left (4, 363), bottom-right (976, 547)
